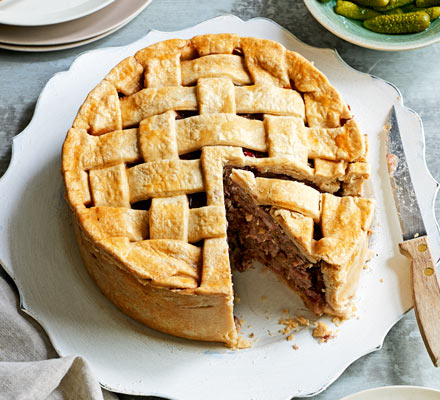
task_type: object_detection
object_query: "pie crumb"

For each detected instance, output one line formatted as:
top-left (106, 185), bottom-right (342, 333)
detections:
top-left (313, 322), bottom-right (333, 342)
top-left (261, 295), bottom-right (267, 302)
top-left (249, 332), bottom-right (255, 338)
top-left (282, 308), bottom-right (289, 314)
top-left (286, 334), bottom-right (294, 341)
top-left (292, 344), bottom-right (299, 350)
top-left (234, 295), bottom-right (240, 304)
top-left (279, 317), bottom-right (299, 335)
top-left (296, 316), bottom-right (310, 326)
top-left (380, 278), bottom-right (384, 283)
top-left (332, 317), bottom-right (343, 327)
top-left (234, 336), bottom-right (252, 349)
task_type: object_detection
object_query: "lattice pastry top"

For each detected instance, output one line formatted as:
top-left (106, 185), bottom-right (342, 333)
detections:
top-left (62, 34), bottom-right (374, 345)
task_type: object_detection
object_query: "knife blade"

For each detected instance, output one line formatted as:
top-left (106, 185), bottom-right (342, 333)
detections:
top-left (385, 107), bottom-right (426, 241)
top-left (385, 105), bottom-right (440, 367)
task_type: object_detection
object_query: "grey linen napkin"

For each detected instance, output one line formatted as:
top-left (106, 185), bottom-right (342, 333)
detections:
top-left (0, 268), bottom-right (119, 400)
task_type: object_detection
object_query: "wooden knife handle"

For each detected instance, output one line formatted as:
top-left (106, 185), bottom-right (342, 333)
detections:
top-left (399, 236), bottom-right (440, 367)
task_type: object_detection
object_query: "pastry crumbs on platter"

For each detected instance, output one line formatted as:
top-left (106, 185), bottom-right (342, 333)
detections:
top-left (278, 317), bottom-right (300, 335)
top-left (296, 316), bottom-right (310, 326)
top-left (234, 337), bottom-right (252, 349)
top-left (286, 334), bottom-right (294, 341)
top-left (279, 327), bottom-right (289, 335)
top-left (249, 333), bottom-right (255, 338)
top-left (293, 344), bottom-right (299, 350)
top-left (332, 317), bottom-right (344, 327)
top-left (313, 322), bottom-right (333, 343)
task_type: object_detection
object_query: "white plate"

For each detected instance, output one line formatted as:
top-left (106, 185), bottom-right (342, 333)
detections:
top-left (0, 16), bottom-right (439, 400)
top-left (341, 386), bottom-right (440, 400)
top-left (0, 1), bottom-right (152, 52)
top-left (0, 0), bottom-right (152, 46)
top-left (0, 26), bottom-right (123, 53)
top-left (0, 0), bottom-right (115, 27)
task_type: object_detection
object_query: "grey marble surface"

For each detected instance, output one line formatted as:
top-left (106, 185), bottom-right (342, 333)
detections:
top-left (0, 1), bottom-right (439, 399)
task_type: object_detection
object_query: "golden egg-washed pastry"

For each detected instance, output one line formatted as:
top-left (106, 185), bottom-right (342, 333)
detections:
top-left (62, 34), bottom-right (374, 348)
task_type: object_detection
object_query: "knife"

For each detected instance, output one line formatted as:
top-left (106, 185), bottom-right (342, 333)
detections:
top-left (385, 105), bottom-right (440, 367)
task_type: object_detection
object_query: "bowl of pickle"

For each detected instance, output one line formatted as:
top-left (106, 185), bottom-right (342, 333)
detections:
top-left (303, 0), bottom-right (440, 50)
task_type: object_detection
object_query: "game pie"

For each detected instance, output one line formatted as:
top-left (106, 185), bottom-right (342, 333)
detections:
top-left (62, 34), bottom-right (375, 347)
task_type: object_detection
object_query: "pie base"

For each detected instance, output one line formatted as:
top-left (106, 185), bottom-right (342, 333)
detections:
top-left (73, 216), bottom-right (238, 345)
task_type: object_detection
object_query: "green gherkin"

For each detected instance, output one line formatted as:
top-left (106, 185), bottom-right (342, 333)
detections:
top-left (400, 4), bottom-right (440, 18)
top-left (425, 6), bottom-right (440, 19)
top-left (335, 0), bottom-right (381, 19)
top-left (374, 0), bottom-right (415, 11)
top-left (352, 0), bottom-right (390, 7)
top-left (363, 11), bottom-right (431, 32)
top-left (416, 0), bottom-right (440, 7)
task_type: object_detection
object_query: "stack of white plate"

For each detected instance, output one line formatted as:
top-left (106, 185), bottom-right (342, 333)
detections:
top-left (0, 0), bottom-right (152, 52)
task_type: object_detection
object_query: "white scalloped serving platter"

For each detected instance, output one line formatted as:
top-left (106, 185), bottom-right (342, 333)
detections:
top-left (0, 16), bottom-right (439, 400)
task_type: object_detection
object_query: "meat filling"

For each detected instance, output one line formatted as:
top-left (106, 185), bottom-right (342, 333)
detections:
top-left (224, 167), bottom-right (326, 315)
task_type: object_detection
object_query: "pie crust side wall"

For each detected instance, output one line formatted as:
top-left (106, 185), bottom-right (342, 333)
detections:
top-left (73, 217), bottom-right (237, 345)
top-left (322, 232), bottom-right (370, 316)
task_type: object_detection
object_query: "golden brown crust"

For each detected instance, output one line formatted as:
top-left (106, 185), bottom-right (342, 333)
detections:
top-left (74, 218), bottom-right (237, 343)
top-left (73, 81), bottom-right (122, 135)
top-left (63, 34), bottom-right (374, 344)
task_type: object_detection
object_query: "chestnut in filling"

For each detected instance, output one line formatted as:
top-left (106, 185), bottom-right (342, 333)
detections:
top-left (223, 166), bottom-right (326, 315)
